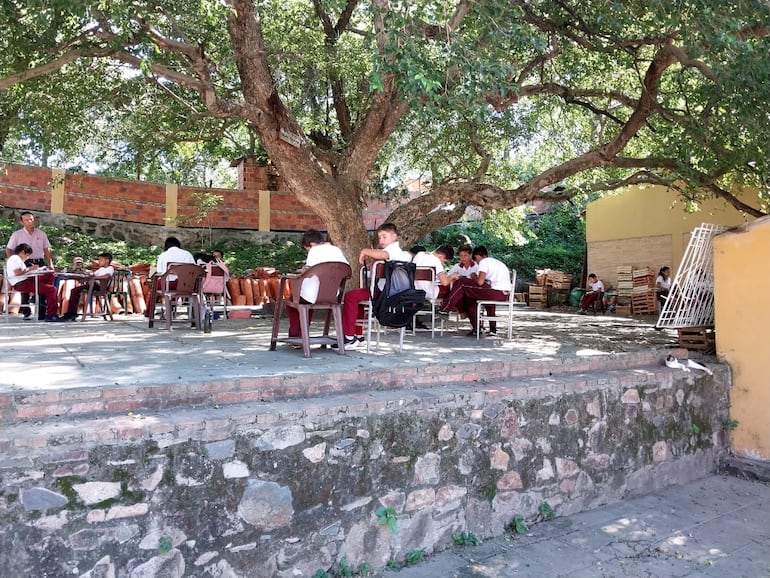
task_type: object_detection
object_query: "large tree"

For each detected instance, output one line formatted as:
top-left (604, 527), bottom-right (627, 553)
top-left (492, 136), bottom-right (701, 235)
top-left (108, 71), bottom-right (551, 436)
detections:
top-left (1, 0), bottom-right (768, 264)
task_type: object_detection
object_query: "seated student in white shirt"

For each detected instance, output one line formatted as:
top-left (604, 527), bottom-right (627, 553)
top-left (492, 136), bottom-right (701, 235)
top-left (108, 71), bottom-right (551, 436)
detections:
top-left (578, 273), bottom-right (605, 313)
top-left (286, 229), bottom-right (349, 338)
top-left (4, 243), bottom-right (60, 321)
top-left (144, 236), bottom-right (196, 315)
top-left (60, 252), bottom-right (115, 321)
top-left (446, 244), bottom-right (479, 284)
top-left (411, 245), bottom-right (454, 330)
top-left (440, 245), bottom-right (512, 336)
top-left (341, 222), bottom-right (412, 347)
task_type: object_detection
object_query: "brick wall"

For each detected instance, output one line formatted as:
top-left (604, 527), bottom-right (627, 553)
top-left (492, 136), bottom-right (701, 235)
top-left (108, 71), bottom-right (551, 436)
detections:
top-left (1, 161), bottom-right (330, 233)
top-left (587, 234), bottom-right (672, 289)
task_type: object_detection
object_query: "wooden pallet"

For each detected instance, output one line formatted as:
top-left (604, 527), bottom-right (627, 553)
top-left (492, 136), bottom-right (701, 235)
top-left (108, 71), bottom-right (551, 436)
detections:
top-left (528, 285), bottom-right (547, 308)
top-left (677, 326), bottom-right (715, 353)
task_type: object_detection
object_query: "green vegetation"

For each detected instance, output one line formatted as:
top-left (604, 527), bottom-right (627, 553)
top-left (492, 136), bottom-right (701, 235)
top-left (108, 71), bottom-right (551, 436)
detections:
top-left (452, 531), bottom-right (481, 546)
top-left (0, 218), bottom-right (305, 277)
top-left (376, 505), bottom-right (398, 534)
top-left (425, 202), bottom-right (586, 284)
top-left (722, 418), bottom-right (739, 432)
top-left (158, 535), bottom-right (173, 554)
top-left (405, 549), bottom-right (426, 566)
top-left (508, 514), bottom-right (529, 535)
top-left (538, 501), bottom-right (557, 522)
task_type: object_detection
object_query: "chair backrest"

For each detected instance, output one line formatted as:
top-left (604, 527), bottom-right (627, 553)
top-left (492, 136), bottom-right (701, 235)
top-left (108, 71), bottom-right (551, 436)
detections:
top-left (108, 268), bottom-right (131, 291)
top-left (163, 264), bottom-right (205, 296)
top-left (414, 266), bottom-right (436, 283)
top-left (201, 262), bottom-right (228, 294)
top-left (292, 262), bottom-right (352, 306)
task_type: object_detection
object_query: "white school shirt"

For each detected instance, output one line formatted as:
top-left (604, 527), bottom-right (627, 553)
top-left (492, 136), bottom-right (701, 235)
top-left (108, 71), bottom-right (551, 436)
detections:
top-left (478, 257), bottom-right (512, 292)
top-left (411, 251), bottom-right (443, 300)
top-left (589, 279), bottom-right (605, 292)
top-left (156, 246), bottom-right (196, 281)
top-left (447, 261), bottom-right (478, 279)
top-left (5, 254), bottom-right (29, 286)
top-left (301, 243), bottom-right (349, 303)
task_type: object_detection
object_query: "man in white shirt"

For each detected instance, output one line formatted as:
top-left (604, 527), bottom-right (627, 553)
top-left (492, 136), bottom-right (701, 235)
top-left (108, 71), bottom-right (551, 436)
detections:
top-left (144, 237), bottom-right (196, 315)
top-left (341, 223), bottom-right (412, 346)
top-left (411, 244), bottom-right (454, 330)
top-left (441, 245), bottom-right (512, 336)
top-left (286, 229), bottom-right (349, 338)
top-left (156, 237), bottom-right (196, 277)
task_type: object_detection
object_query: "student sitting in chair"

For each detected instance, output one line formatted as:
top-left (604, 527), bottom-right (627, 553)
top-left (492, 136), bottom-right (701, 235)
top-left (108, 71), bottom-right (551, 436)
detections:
top-left (4, 243), bottom-right (60, 321)
top-left (578, 273), bottom-right (605, 314)
top-left (60, 253), bottom-right (115, 321)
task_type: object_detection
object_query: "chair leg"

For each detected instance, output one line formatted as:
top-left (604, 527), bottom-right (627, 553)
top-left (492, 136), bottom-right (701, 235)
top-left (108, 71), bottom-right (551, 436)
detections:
top-left (298, 307), bottom-right (311, 357)
top-left (332, 305), bottom-right (345, 355)
top-left (165, 297), bottom-right (173, 330)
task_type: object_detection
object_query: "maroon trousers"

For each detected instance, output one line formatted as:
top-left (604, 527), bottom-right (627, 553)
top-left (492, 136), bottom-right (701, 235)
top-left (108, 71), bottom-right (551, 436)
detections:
top-left (13, 273), bottom-right (58, 317)
top-left (441, 277), bottom-right (506, 332)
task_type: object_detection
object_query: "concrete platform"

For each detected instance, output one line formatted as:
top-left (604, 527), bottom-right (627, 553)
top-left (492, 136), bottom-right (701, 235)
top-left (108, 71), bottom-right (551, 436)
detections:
top-left (0, 308), bottom-right (683, 425)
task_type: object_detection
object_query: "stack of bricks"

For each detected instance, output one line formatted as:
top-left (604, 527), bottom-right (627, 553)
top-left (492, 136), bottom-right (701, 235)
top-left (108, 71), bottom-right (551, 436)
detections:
top-left (616, 266), bottom-right (633, 315)
top-left (631, 267), bottom-right (657, 314)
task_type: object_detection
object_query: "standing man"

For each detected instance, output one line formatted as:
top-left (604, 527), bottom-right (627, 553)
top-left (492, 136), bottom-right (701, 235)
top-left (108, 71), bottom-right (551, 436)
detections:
top-left (5, 211), bottom-right (54, 268)
top-left (5, 211), bottom-right (55, 319)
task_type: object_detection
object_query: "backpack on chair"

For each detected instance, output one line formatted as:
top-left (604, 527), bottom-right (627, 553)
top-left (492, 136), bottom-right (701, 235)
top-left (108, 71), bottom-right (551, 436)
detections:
top-left (372, 260), bottom-right (426, 328)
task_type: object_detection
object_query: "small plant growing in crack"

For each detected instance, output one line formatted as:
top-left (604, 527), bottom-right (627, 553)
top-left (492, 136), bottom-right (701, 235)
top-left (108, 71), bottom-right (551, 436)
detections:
top-left (452, 531), bottom-right (480, 546)
top-left (158, 534), bottom-right (173, 554)
top-left (538, 501), bottom-right (556, 521)
top-left (722, 418), bottom-right (739, 431)
top-left (376, 505), bottom-right (398, 534)
top-left (405, 549), bottom-right (426, 566)
top-left (508, 514), bottom-right (528, 534)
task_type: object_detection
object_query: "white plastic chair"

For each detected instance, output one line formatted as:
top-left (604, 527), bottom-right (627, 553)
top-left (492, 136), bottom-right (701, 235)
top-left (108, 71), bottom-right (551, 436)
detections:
top-left (413, 266), bottom-right (443, 338)
top-left (476, 269), bottom-right (519, 340)
top-left (1, 275), bottom-right (35, 320)
top-left (356, 261), bottom-right (406, 353)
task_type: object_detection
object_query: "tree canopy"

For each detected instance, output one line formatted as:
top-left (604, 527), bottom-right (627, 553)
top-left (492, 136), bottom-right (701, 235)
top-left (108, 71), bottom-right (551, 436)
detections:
top-left (1, 0), bottom-right (769, 262)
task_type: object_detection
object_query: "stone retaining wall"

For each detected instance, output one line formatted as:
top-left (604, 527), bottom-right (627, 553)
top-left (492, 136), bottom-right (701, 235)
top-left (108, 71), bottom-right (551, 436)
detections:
top-left (0, 367), bottom-right (729, 577)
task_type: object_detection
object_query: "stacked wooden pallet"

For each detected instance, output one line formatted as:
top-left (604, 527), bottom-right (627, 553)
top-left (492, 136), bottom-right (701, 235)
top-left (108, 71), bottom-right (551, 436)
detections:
top-left (546, 271), bottom-right (573, 290)
top-left (616, 266), bottom-right (633, 314)
top-left (528, 284), bottom-right (547, 308)
top-left (677, 326), bottom-right (716, 353)
top-left (631, 267), bottom-right (656, 314)
top-left (535, 269), bottom-right (573, 289)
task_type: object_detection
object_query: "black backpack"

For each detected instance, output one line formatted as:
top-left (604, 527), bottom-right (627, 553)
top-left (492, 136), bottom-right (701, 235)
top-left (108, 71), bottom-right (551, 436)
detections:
top-left (371, 260), bottom-right (427, 328)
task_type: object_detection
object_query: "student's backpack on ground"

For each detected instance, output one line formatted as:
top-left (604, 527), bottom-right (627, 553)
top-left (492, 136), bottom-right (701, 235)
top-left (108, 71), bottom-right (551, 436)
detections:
top-left (372, 260), bottom-right (427, 328)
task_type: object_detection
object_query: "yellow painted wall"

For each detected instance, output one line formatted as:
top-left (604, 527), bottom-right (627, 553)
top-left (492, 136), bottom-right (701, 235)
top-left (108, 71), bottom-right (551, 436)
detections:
top-left (713, 216), bottom-right (770, 460)
top-left (586, 186), bottom-right (757, 286)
